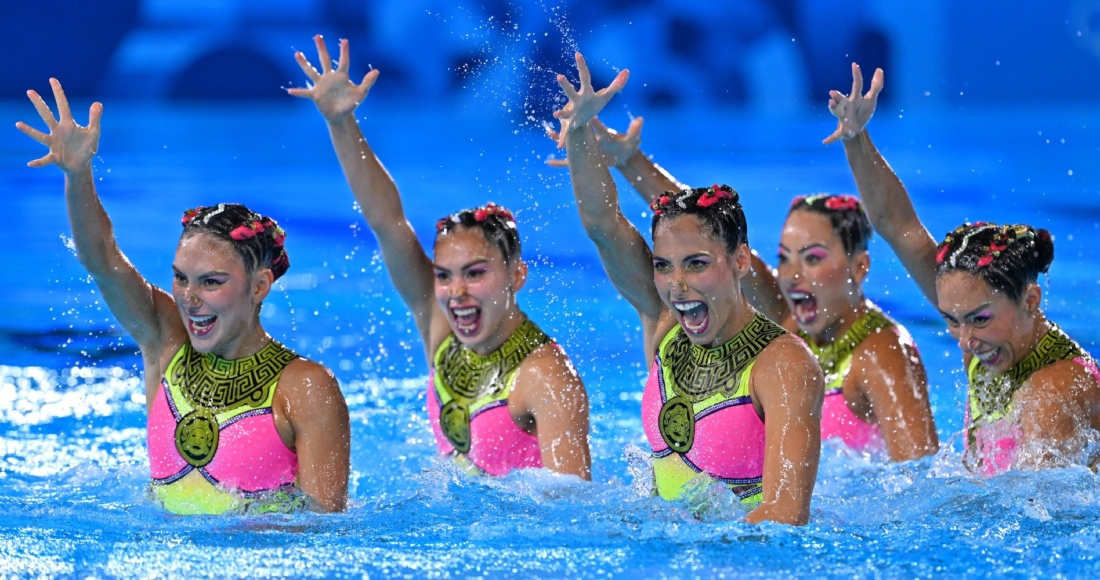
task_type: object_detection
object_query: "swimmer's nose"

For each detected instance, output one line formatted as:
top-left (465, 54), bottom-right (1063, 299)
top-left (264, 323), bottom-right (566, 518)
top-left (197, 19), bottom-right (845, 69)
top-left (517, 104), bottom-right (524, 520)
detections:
top-left (957, 327), bottom-right (979, 352)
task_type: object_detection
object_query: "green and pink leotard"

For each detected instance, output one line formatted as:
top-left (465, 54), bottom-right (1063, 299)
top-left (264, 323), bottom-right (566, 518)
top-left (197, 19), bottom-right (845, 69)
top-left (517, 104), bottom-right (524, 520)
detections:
top-left (965, 324), bottom-right (1100, 475)
top-left (147, 341), bottom-right (301, 514)
top-left (642, 313), bottom-right (786, 505)
top-left (801, 305), bottom-right (905, 452)
top-left (427, 317), bottom-right (550, 476)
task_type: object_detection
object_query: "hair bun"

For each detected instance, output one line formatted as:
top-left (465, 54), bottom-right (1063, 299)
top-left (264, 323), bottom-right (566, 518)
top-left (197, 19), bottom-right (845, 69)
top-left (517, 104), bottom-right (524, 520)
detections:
top-left (1033, 227), bottom-right (1055, 274)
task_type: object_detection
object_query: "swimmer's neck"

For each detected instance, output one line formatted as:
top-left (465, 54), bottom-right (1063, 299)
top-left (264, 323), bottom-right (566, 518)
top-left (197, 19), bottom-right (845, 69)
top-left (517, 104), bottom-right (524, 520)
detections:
top-left (804, 297), bottom-right (870, 346)
top-left (467, 307), bottom-right (526, 357)
top-left (201, 322), bottom-right (272, 360)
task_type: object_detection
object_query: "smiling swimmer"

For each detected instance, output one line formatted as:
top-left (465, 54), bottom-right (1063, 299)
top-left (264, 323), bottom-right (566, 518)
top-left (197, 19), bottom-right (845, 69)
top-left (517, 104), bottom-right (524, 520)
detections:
top-left (17, 82), bottom-right (350, 514)
top-left (289, 35), bottom-right (591, 479)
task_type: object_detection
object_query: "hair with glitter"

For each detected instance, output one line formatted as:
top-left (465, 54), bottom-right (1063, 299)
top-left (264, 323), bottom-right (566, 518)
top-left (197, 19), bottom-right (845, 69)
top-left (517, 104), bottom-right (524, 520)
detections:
top-left (788, 194), bottom-right (873, 255)
top-left (180, 203), bottom-right (290, 281)
top-left (649, 184), bottom-right (748, 254)
top-left (434, 202), bottom-right (521, 264)
top-left (934, 222), bottom-right (1054, 303)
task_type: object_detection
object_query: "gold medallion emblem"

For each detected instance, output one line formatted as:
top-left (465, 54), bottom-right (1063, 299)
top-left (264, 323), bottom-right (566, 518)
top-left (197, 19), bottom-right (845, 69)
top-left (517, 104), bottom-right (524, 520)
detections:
top-left (175, 409), bottom-right (220, 467)
top-left (659, 396), bottom-right (695, 454)
top-left (440, 401), bottom-right (472, 454)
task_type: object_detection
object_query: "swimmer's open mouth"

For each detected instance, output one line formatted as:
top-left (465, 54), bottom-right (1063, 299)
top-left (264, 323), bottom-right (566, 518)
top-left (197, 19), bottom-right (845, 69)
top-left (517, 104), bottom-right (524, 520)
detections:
top-left (789, 290), bottom-right (818, 325)
top-left (975, 347), bottom-right (1002, 366)
top-left (673, 300), bottom-right (709, 335)
top-left (451, 306), bottom-right (482, 337)
top-left (188, 314), bottom-right (217, 337)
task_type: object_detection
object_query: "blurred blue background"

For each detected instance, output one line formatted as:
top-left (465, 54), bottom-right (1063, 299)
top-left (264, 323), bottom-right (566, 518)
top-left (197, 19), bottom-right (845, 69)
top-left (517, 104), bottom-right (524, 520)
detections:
top-left (6, 0), bottom-right (1100, 111)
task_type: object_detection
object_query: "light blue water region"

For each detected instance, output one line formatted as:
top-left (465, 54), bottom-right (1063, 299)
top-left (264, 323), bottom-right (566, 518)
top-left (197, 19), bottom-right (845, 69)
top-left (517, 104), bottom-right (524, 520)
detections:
top-left (3, 101), bottom-right (1100, 578)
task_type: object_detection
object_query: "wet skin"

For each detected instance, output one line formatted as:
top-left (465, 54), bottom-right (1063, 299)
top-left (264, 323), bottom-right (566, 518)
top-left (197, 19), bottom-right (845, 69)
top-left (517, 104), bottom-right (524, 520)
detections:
top-left (432, 226), bottom-right (527, 357)
top-left (935, 270), bottom-right (1046, 374)
top-left (172, 232), bottom-right (272, 359)
top-left (651, 214), bottom-right (755, 348)
top-left (777, 210), bottom-right (870, 344)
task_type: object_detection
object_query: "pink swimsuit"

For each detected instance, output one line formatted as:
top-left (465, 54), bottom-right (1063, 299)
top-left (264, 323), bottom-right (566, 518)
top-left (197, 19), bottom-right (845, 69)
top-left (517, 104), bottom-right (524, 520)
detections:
top-left (428, 318), bottom-right (551, 476)
top-left (966, 324), bottom-right (1100, 475)
top-left (803, 305), bottom-right (902, 453)
top-left (427, 376), bottom-right (541, 476)
top-left (642, 315), bottom-right (786, 504)
top-left (148, 341), bottom-right (298, 514)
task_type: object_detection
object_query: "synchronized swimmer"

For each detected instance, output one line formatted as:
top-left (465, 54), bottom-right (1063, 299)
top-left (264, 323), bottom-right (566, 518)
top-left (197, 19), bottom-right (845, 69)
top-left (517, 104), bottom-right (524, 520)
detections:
top-left (15, 36), bottom-right (1099, 524)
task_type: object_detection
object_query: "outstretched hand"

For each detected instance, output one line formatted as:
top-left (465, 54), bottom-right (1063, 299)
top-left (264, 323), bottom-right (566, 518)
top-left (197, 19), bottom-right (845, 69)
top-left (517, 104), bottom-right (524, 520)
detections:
top-left (546, 116), bottom-right (644, 168)
top-left (553, 52), bottom-right (629, 148)
top-left (823, 63), bottom-right (884, 145)
top-left (288, 35), bottom-right (379, 123)
top-left (16, 78), bottom-right (102, 174)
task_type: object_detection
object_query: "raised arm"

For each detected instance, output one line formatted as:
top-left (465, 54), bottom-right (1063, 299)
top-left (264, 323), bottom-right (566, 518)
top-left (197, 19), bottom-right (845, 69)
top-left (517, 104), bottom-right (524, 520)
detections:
top-left (548, 116), bottom-right (686, 203)
top-left (289, 36), bottom-right (441, 346)
top-left (746, 336), bottom-right (823, 525)
top-left (556, 53), bottom-right (665, 335)
top-left (16, 79), bottom-right (179, 360)
top-left (825, 64), bottom-right (939, 305)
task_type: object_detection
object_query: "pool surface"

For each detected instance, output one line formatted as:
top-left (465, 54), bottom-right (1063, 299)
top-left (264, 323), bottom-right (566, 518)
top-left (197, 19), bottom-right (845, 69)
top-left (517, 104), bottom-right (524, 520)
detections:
top-left (3, 98), bottom-right (1100, 577)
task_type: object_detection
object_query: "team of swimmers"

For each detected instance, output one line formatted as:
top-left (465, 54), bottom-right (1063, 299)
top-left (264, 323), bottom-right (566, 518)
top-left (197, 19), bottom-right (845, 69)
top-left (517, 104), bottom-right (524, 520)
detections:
top-left (15, 36), bottom-right (1100, 524)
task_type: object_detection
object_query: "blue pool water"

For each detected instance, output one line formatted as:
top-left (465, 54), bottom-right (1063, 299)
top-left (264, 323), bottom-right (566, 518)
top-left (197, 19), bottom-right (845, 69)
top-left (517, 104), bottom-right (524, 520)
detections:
top-left (4, 100), bottom-right (1100, 578)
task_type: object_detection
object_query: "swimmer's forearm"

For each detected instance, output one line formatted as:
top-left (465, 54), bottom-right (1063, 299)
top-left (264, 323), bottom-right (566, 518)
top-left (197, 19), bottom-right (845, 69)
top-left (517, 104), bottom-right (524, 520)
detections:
top-left (842, 131), bottom-right (916, 233)
top-left (842, 131), bottom-right (940, 304)
top-left (616, 150), bottom-right (685, 204)
top-left (742, 251), bottom-right (789, 325)
top-left (325, 115), bottom-right (406, 233)
top-left (566, 123), bottom-right (623, 229)
top-left (64, 165), bottom-right (121, 276)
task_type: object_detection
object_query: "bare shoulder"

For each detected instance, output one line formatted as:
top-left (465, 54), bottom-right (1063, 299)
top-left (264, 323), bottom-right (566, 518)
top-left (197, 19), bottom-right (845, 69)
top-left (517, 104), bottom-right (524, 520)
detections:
top-left (1019, 359), bottom-right (1099, 408)
top-left (518, 342), bottom-right (582, 387)
top-left (760, 333), bottom-right (819, 372)
top-left (278, 357), bottom-right (345, 405)
top-left (856, 324), bottom-right (921, 368)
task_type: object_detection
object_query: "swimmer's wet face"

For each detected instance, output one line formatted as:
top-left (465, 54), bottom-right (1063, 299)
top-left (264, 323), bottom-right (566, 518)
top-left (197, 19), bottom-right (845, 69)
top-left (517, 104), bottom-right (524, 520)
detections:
top-left (933, 222), bottom-right (1053, 373)
top-left (172, 233), bottom-right (271, 356)
top-left (777, 209), bottom-right (869, 340)
top-left (936, 270), bottom-right (1042, 374)
top-left (652, 214), bottom-right (750, 347)
top-left (432, 226), bottom-right (527, 354)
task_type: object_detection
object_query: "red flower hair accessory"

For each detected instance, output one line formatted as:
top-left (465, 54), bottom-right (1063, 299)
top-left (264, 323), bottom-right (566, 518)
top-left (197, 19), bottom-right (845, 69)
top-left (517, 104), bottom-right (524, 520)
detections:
top-left (473, 202), bottom-right (515, 224)
top-left (696, 184), bottom-right (733, 208)
top-left (181, 207), bottom-right (204, 225)
top-left (230, 221), bottom-right (265, 241)
top-left (824, 195), bottom-right (861, 211)
top-left (935, 244), bottom-right (951, 264)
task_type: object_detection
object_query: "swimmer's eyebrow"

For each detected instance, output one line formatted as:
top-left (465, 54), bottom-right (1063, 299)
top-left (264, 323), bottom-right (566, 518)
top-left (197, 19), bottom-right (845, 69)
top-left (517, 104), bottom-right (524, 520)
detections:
top-left (171, 266), bottom-right (230, 279)
top-left (681, 252), bottom-right (713, 262)
top-left (432, 258), bottom-right (490, 272)
top-left (939, 301), bottom-right (993, 321)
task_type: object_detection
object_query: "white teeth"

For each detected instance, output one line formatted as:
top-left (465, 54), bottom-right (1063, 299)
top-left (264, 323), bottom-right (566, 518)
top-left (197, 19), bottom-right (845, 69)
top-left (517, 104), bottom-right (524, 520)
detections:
top-left (674, 301), bottom-right (703, 312)
top-left (189, 315), bottom-right (215, 324)
top-left (788, 291), bottom-right (811, 301)
top-left (452, 307), bottom-right (478, 317)
top-left (976, 348), bottom-right (998, 362)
